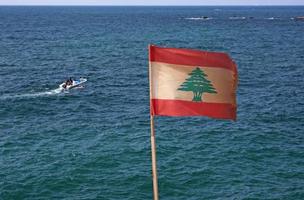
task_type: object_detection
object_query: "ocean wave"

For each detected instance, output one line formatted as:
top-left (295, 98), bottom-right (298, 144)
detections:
top-left (229, 16), bottom-right (246, 20)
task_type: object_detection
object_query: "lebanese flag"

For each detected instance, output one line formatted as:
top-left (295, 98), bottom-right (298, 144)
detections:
top-left (149, 45), bottom-right (238, 120)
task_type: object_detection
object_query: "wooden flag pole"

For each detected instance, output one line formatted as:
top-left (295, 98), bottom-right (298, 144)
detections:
top-left (150, 115), bottom-right (159, 200)
top-left (149, 44), bottom-right (159, 200)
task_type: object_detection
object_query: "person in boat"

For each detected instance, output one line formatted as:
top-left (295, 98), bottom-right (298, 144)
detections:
top-left (69, 77), bottom-right (75, 85)
top-left (66, 77), bottom-right (73, 86)
top-left (61, 77), bottom-right (73, 89)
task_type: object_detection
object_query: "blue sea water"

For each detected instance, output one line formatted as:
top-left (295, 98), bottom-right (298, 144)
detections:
top-left (0, 6), bottom-right (304, 199)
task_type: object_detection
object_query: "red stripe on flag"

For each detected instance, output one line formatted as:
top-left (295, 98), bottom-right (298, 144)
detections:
top-left (149, 45), bottom-right (237, 72)
top-left (151, 99), bottom-right (236, 120)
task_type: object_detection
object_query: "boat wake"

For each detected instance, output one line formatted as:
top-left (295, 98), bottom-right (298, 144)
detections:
top-left (0, 87), bottom-right (63, 100)
top-left (0, 78), bottom-right (87, 101)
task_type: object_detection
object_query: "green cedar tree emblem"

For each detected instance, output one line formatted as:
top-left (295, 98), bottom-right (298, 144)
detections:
top-left (178, 67), bottom-right (217, 102)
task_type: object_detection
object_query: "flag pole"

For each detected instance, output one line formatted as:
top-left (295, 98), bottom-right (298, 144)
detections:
top-left (149, 44), bottom-right (159, 200)
top-left (150, 115), bottom-right (159, 200)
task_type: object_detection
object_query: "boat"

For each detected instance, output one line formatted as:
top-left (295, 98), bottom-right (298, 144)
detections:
top-left (294, 16), bottom-right (304, 21)
top-left (185, 16), bottom-right (212, 20)
top-left (59, 78), bottom-right (87, 90)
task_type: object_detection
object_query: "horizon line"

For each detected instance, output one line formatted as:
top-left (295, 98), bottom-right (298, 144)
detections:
top-left (0, 4), bottom-right (304, 6)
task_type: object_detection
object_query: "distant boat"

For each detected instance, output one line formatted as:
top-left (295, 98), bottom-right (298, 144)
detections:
top-left (185, 16), bottom-right (212, 20)
top-left (294, 16), bottom-right (304, 21)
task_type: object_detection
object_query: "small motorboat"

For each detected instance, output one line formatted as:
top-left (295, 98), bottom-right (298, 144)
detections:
top-left (59, 78), bottom-right (87, 90)
top-left (294, 16), bottom-right (304, 21)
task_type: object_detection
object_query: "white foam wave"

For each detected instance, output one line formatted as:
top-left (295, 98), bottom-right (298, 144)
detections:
top-left (229, 16), bottom-right (246, 20)
top-left (0, 87), bottom-right (63, 100)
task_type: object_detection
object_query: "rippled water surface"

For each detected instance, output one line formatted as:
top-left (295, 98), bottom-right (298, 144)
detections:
top-left (1, 6), bottom-right (304, 199)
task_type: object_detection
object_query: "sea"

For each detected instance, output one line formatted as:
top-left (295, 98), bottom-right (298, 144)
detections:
top-left (0, 6), bottom-right (304, 200)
